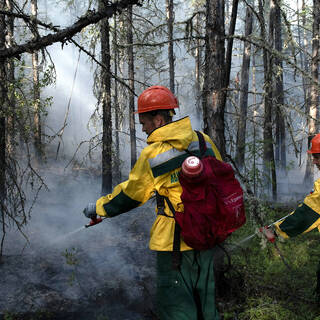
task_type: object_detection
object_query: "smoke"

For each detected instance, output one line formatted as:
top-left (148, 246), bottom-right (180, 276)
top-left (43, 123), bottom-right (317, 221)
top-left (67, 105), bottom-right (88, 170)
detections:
top-left (1, 166), bottom-right (157, 318)
top-left (1, 38), bottom-right (157, 318)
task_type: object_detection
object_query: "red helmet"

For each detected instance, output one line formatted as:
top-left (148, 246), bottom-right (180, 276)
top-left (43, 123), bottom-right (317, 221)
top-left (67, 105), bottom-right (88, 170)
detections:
top-left (136, 86), bottom-right (179, 114)
top-left (307, 133), bottom-right (320, 154)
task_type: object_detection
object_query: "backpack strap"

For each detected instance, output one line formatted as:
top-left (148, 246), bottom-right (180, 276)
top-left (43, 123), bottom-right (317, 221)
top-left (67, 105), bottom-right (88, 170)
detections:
top-left (163, 196), bottom-right (181, 270)
top-left (156, 192), bottom-right (181, 269)
top-left (156, 191), bottom-right (174, 218)
top-left (195, 130), bottom-right (207, 158)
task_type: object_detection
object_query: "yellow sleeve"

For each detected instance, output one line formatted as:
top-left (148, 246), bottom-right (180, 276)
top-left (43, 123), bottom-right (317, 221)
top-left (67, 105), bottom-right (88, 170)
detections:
top-left (96, 148), bottom-right (154, 217)
top-left (274, 179), bottom-right (320, 238)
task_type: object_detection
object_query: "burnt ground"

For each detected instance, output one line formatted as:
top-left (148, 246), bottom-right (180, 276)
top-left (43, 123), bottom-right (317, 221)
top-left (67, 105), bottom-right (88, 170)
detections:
top-left (0, 169), bottom-right (158, 320)
top-left (0, 166), bottom-right (241, 320)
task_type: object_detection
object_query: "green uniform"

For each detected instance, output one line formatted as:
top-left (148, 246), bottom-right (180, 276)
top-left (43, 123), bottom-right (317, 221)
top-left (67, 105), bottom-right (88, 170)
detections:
top-left (157, 250), bottom-right (219, 320)
top-left (95, 117), bottom-right (221, 319)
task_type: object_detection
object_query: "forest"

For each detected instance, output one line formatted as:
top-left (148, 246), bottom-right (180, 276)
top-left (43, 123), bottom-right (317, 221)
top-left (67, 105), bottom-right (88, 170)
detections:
top-left (1, 0), bottom-right (320, 319)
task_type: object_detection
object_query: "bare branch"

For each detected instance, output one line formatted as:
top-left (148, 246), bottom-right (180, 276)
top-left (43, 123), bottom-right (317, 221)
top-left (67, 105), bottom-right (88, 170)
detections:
top-left (0, 0), bottom-right (142, 59)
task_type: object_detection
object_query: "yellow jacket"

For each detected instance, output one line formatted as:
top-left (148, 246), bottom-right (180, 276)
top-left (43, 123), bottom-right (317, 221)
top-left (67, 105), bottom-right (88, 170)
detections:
top-left (275, 178), bottom-right (320, 238)
top-left (96, 117), bottom-right (222, 251)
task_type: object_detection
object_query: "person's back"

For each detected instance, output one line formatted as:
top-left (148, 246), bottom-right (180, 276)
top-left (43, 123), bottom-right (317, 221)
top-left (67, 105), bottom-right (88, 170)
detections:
top-left (83, 86), bottom-right (221, 319)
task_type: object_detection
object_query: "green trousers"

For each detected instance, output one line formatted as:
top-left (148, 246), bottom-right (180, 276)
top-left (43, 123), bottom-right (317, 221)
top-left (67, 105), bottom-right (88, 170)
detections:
top-left (156, 249), bottom-right (220, 320)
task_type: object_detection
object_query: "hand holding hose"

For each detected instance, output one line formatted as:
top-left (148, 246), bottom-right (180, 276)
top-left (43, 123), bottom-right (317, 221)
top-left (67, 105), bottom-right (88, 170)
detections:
top-left (83, 202), bottom-right (97, 219)
top-left (83, 202), bottom-right (103, 228)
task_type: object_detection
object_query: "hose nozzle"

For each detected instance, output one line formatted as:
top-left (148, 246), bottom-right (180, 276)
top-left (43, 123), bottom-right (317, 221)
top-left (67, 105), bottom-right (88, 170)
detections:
top-left (85, 216), bottom-right (103, 228)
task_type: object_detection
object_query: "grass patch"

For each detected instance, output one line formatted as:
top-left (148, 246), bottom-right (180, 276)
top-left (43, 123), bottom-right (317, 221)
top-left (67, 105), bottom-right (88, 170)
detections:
top-left (218, 204), bottom-right (320, 320)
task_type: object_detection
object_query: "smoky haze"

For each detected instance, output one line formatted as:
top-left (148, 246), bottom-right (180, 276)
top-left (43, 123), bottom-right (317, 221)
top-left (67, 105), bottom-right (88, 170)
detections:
top-left (1, 41), bottom-right (157, 320)
top-left (0, 1), bottom-right (315, 318)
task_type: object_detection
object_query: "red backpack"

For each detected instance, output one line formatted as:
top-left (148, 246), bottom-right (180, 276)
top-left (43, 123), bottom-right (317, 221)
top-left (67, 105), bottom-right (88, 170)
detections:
top-left (161, 131), bottom-right (246, 255)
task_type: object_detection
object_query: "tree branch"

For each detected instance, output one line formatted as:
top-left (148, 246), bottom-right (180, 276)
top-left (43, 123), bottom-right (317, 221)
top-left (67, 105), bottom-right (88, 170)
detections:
top-left (0, 0), bottom-right (142, 59)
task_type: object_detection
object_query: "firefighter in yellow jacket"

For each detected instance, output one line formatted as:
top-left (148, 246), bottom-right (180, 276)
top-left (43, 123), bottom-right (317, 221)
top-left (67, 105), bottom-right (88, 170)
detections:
top-left (83, 86), bottom-right (221, 320)
top-left (263, 133), bottom-right (320, 297)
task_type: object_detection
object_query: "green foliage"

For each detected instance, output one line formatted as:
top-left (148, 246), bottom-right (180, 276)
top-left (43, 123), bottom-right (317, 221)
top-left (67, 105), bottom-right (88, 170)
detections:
top-left (61, 247), bottom-right (79, 286)
top-left (220, 205), bottom-right (320, 320)
top-left (62, 247), bottom-right (79, 266)
top-left (2, 310), bottom-right (54, 320)
top-left (4, 312), bottom-right (15, 320)
top-left (240, 296), bottom-right (302, 320)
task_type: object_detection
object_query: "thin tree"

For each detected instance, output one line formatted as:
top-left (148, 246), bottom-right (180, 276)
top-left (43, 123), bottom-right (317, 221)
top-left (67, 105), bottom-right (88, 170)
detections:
top-left (127, 4), bottom-right (136, 168)
top-left (259, 0), bottom-right (277, 200)
top-left (298, 0), bottom-right (311, 140)
top-left (194, 10), bottom-right (203, 113)
top-left (0, 0), bottom-right (8, 256)
top-left (5, 0), bottom-right (15, 155)
top-left (304, 0), bottom-right (320, 185)
top-left (273, 0), bottom-right (286, 171)
top-left (224, 0), bottom-right (239, 101)
top-left (113, 14), bottom-right (121, 183)
top-left (166, 0), bottom-right (175, 92)
top-left (235, 4), bottom-right (253, 171)
top-left (100, 0), bottom-right (112, 195)
top-left (31, 0), bottom-right (42, 161)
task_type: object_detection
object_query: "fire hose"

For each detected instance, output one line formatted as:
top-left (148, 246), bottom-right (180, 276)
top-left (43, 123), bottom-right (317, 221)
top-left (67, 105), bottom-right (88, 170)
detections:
top-left (234, 213), bottom-right (292, 247)
top-left (230, 213), bottom-right (293, 271)
top-left (83, 210), bottom-right (292, 269)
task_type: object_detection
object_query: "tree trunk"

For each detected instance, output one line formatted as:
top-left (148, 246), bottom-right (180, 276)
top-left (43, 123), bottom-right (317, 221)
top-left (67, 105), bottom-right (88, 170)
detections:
top-left (252, 54), bottom-right (257, 196)
top-left (127, 4), bottom-right (136, 168)
top-left (203, 0), bottom-right (226, 159)
top-left (113, 15), bottom-right (121, 183)
top-left (31, 0), bottom-right (42, 161)
top-left (0, 0), bottom-right (7, 259)
top-left (235, 4), bottom-right (253, 170)
top-left (274, 0), bottom-right (286, 171)
top-left (166, 0), bottom-right (175, 93)
top-left (224, 0), bottom-right (239, 93)
top-left (100, 0), bottom-right (112, 194)
top-left (194, 10), bottom-right (202, 113)
top-left (260, 0), bottom-right (277, 200)
top-left (0, 1), bottom-right (7, 203)
top-left (5, 0), bottom-right (14, 155)
top-left (305, 0), bottom-right (320, 185)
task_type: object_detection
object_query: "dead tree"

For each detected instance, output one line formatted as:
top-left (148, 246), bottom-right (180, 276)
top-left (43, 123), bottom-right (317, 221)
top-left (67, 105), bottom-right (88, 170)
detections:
top-left (5, 0), bottom-right (15, 155)
top-left (127, 4), bottom-right (137, 168)
top-left (100, 0), bottom-right (112, 195)
top-left (259, 0), bottom-right (277, 200)
top-left (31, 0), bottom-right (42, 161)
top-left (273, 0), bottom-right (286, 171)
top-left (304, 0), bottom-right (320, 185)
top-left (203, 0), bottom-right (238, 160)
top-left (235, 4), bottom-right (253, 171)
top-left (113, 15), bottom-right (121, 183)
top-left (202, 0), bottom-right (226, 158)
top-left (166, 0), bottom-right (175, 93)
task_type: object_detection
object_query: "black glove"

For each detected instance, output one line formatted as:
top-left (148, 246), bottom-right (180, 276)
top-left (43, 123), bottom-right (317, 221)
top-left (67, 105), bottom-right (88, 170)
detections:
top-left (83, 203), bottom-right (97, 219)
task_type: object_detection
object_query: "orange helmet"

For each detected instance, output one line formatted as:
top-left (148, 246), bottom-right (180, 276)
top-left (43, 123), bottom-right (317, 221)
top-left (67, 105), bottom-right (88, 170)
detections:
top-left (136, 86), bottom-right (179, 114)
top-left (307, 133), bottom-right (320, 154)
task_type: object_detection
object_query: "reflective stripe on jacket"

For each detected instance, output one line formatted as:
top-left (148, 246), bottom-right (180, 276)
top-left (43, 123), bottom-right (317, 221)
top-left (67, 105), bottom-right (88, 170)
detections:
top-left (275, 178), bottom-right (320, 238)
top-left (96, 116), bottom-right (222, 251)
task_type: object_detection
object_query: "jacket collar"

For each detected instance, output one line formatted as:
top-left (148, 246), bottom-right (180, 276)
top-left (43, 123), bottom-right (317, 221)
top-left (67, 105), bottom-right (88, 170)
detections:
top-left (146, 117), bottom-right (193, 151)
